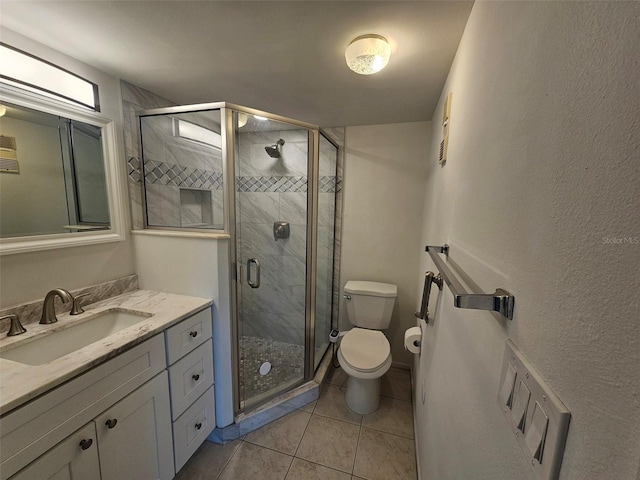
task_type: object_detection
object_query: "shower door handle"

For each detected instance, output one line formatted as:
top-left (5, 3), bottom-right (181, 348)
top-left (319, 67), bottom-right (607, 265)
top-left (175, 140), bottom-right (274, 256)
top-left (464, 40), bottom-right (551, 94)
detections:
top-left (247, 258), bottom-right (261, 288)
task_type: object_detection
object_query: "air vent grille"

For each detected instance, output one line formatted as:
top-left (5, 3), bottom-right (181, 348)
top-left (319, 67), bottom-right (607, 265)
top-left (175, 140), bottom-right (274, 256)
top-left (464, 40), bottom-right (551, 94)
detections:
top-left (0, 158), bottom-right (19, 173)
top-left (0, 135), bottom-right (17, 151)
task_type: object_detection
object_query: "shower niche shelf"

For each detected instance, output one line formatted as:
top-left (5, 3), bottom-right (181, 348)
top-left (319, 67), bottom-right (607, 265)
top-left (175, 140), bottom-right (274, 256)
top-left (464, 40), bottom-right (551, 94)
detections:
top-left (179, 188), bottom-right (213, 228)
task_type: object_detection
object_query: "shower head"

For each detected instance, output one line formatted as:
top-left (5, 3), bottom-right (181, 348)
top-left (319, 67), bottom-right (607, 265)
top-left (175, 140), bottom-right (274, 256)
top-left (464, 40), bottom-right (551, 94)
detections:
top-left (265, 139), bottom-right (285, 158)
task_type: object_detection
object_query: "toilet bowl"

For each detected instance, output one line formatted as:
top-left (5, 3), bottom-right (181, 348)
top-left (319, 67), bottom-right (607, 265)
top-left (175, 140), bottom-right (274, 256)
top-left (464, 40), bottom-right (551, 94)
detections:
top-left (337, 327), bottom-right (392, 414)
top-left (338, 281), bottom-right (397, 414)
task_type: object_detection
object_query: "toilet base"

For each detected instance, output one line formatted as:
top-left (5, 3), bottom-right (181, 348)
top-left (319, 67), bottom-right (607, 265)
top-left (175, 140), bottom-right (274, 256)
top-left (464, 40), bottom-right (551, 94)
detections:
top-left (345, 376), bottom-right (381, 415)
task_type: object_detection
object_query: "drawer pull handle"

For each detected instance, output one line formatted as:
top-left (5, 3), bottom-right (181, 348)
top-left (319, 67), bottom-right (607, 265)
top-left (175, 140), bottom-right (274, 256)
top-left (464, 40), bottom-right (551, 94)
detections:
top-left (192, 374), bottom-right (200, 381)
top-left (190, 331), bottom-right (198, 338)
top-left (195, 422), bottom-right (202, 430)
top-left (105, 418), bottom-right (118, 429)
top-left (79, 439), bottom-right (93, 450)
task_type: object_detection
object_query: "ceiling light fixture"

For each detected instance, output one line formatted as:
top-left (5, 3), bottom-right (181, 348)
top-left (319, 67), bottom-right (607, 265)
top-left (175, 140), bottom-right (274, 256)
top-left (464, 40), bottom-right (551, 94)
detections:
top-left (345, 34), bottom-right (391, 75)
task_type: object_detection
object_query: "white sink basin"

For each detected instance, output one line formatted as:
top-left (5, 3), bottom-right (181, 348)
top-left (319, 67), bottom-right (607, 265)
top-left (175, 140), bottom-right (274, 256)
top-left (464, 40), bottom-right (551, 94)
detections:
top-left (0, 309), bottom-right (153, 366)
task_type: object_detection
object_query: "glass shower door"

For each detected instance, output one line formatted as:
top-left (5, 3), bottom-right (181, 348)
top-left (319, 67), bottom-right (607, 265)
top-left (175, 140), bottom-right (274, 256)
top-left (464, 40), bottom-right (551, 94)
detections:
top-left (234, 114), bottom-right (310, 410)
top-left (314, 134), bottom-right (338, 369)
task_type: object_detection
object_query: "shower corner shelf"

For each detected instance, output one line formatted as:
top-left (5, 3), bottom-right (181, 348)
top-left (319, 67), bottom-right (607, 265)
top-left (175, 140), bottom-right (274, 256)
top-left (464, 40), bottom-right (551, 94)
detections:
top-left (425, 244), bottom-right (515, 320)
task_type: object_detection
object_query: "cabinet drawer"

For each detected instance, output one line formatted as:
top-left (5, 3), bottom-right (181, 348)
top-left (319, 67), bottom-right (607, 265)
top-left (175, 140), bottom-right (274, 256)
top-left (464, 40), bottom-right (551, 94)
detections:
top-left (173, 386), bottom-right (215, 472)
top-left (165, 308), bottom-right (212, 365)
top-left (1, 334), bottom-right (165, 480)
top-left (168, 339), bottom-right (214, 420)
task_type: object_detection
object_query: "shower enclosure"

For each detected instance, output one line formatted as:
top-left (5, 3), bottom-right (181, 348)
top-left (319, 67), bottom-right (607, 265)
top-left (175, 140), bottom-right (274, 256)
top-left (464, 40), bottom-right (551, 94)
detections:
top-left (137, 104), bottom-right (338, 414)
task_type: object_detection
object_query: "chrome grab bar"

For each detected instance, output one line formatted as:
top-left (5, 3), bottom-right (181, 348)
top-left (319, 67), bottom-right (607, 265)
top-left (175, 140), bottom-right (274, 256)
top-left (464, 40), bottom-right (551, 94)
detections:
top-left (414, 271), bottom-right (443, 322)
top-left (425, 244), bottom-right (515, 320)
top-left (247, 258), bottom-right (261, 288)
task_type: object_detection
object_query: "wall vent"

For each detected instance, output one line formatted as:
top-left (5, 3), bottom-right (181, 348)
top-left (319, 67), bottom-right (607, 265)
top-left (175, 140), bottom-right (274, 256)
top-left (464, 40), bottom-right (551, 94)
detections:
top-left (0, 135), bottom-right (19, 173)
top-left (439, 92), bottom-right (452, 165)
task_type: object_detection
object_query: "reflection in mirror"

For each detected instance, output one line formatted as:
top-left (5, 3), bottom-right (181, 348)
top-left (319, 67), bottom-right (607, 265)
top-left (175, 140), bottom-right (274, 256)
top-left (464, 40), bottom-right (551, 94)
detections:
top-left (0, 101), bottom-right (110, 238)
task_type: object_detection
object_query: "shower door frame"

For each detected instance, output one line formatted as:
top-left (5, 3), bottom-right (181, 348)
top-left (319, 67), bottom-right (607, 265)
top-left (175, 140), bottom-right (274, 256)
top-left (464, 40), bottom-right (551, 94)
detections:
top-left (224, 104), bottom-right (321, 414)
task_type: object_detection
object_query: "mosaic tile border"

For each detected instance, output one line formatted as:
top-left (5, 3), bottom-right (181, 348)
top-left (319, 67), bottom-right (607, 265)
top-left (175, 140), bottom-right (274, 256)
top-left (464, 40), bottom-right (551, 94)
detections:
top-left (143, 159), bottom-right (223, 190)
top-left (129, 158), bottom-right (339, 194)
top-left (236, 175), bottom-right (338, 193)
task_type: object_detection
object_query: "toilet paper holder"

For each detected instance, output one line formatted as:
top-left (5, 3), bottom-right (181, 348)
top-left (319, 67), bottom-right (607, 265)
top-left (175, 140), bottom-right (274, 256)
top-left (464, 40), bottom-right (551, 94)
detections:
top-left (415, 271), bottom-right (443, 322)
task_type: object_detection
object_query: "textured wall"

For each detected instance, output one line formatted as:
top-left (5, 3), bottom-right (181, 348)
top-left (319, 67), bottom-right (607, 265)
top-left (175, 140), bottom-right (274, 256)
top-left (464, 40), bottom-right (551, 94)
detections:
top-left (341, 122), bottom-right (431, 366)
top-left (0, 29), bottom-right (135, 307)
top-left (414, 2), bottom-right (640, 479)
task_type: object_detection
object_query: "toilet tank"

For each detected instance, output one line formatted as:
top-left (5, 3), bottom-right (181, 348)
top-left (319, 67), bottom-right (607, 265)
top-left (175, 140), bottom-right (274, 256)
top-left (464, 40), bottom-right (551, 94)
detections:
top-left (344, 281), bottom-right (397, 329)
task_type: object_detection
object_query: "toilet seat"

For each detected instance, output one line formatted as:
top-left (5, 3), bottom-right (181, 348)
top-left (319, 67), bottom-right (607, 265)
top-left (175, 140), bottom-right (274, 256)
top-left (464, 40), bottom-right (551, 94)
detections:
top-left (339, 328), bottom-right (391, 374)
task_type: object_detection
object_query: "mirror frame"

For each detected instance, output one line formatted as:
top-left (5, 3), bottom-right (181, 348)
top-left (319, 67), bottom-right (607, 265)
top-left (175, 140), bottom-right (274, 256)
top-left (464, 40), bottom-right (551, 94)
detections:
top-left (0, 84), bottom-right (127, 255)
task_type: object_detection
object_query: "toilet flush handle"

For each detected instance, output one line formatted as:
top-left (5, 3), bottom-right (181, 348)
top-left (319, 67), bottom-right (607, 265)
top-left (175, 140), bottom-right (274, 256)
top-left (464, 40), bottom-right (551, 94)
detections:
top-left (343, 295), bottom-right (351, 300)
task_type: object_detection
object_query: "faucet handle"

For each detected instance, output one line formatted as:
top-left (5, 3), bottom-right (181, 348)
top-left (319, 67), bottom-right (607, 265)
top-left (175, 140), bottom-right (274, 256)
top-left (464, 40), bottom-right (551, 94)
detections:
top-left (1, 314), bottom-right (27, 337)
top-left (70, 293), bottom-right (90, 316)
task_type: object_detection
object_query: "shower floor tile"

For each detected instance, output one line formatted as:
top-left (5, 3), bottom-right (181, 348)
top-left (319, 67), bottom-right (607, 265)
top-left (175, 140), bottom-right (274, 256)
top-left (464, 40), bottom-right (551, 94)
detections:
top-left (239, 335), bottom-right (304, 406)
top-left (176, 365), bottom-right (416, 480)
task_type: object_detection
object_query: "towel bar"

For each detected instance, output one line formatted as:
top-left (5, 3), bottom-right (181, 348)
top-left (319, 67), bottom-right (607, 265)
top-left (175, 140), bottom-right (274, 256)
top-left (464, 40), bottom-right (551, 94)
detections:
top-left (425, 244), bottom-right (514, 320)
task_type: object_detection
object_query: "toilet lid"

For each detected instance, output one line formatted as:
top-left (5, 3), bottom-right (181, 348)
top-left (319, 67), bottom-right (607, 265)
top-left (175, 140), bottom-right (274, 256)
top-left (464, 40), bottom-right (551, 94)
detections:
top-left (340, 328), bottom-right (390, 373)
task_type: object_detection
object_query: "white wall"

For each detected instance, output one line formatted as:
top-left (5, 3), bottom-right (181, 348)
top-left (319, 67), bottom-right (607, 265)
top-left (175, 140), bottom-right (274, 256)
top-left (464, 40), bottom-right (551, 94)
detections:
top-left (0, 29), bottom-right (134, 307)
top-left (132, 233), bottom-right (234, 428)
top-left (414, 2), bottom-right (640, 479)
top-left (341, 122), bottom-right (430, 366)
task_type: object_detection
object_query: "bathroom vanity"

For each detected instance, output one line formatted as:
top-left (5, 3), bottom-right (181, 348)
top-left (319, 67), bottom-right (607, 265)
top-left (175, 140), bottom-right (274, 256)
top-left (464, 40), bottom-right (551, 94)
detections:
top-left (0, 290), bottom-right (214, 480)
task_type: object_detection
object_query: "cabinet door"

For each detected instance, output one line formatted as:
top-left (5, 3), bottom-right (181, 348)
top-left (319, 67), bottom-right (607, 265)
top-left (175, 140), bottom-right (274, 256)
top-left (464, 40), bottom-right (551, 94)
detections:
top-left (96, 372), bottom-right (174, 480)
top-left (10, 423), bottom-right (100, 480)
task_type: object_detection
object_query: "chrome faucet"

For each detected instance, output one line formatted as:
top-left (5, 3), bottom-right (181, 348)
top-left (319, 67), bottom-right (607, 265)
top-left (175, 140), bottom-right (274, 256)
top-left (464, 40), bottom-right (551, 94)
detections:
top-left (40, 288), bottom-right (73, 324)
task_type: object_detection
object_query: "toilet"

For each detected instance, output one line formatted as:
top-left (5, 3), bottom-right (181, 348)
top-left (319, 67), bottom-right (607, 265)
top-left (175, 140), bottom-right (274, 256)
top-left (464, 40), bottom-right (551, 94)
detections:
top-left (337, 280), bottom-right (397, 414)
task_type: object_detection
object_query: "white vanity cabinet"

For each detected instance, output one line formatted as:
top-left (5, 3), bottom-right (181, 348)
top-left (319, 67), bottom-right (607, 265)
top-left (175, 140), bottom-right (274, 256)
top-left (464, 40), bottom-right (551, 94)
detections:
top-left (164, 308), bottom-right (216, 472)
top-left (9, 373), bottom-right (172, 480)
top-left (1, 304), bottom-right (215, 480)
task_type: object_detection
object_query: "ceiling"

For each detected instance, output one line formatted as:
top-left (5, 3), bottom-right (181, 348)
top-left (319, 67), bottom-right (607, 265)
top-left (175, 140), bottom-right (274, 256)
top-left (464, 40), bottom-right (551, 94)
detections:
top-left (0, 1), bottom-right (473, 127)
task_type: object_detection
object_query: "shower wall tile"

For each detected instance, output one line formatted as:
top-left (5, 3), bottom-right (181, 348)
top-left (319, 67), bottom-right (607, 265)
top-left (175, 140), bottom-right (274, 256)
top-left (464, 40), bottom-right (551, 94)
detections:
top-left (120, 80), bottom-right (176, 230)
top-left (121, 81), bottom-right (175, 109)
top-left (279, 129), bottom-right (309, 143)
top-left (145, 183), bottom-right (180, 227)
top-left (278, 314), bottom-right (306, 345)
top-left (280, 192), bottom-right (307, 225)
top-left (212, 189), bottom-right (224, 228)
top-left (280, 255), bottom-right (306, 287)
top-left (316, 224), bottom-right (331, 260)
top-left (279, 223), bottom-right (307, 258)
top-left (238, 192), bottom-right (279, 223)
top-left (241, 309), bottom-right (304, 345)
top-left (237, 176), bottom-right (308, 193)
top-left (318, 193), bottom-right (335, 226)
top-left (240, 223), bottom-right (282, 257)
top-left (164, 141), bottom-right (208, 171)
top-left (242, 284), bottom-right (305, 319)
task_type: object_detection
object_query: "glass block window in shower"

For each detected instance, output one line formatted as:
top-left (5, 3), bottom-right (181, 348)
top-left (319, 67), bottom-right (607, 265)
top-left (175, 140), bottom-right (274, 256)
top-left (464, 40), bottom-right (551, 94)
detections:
top-left (139, 109), bottom-right (224, 230)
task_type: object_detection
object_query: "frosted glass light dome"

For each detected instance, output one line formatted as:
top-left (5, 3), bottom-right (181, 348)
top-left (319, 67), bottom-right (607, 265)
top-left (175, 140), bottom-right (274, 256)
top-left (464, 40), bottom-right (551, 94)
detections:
top-left (345, 34), bottom-right (391, 75)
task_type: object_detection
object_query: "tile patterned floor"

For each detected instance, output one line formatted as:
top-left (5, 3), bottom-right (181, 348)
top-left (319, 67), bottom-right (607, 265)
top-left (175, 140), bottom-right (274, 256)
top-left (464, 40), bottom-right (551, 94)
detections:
top-left (175, 365), bottom-right (416, 480)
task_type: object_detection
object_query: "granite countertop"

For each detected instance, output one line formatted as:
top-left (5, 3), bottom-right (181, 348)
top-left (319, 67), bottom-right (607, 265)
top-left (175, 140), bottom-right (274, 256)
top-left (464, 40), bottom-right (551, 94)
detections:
top-left (0, 290), bottom-right (212, 415)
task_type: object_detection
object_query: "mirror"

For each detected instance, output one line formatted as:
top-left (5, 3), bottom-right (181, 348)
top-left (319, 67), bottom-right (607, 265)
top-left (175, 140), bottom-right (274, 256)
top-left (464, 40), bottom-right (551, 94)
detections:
top-left (0, 85), bottom-right (126, 254)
